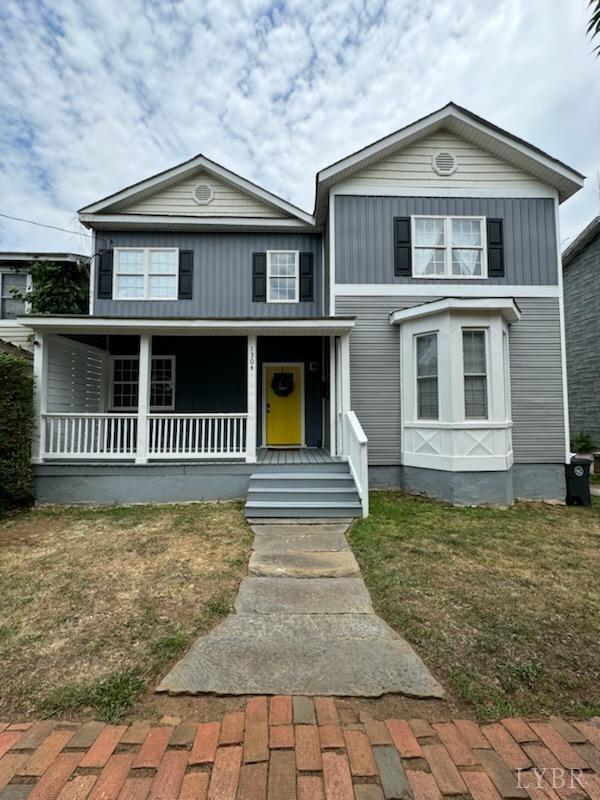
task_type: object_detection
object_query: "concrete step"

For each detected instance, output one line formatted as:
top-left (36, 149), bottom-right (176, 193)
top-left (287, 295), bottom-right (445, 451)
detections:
top-left (253, 462), bottom-right (349, 474)
top-left (248, 549), bottom-right (361, 577)
top-left (235, 577), bottom-right (374, 614)
top-left (249, 474), bottom-right (356, 489)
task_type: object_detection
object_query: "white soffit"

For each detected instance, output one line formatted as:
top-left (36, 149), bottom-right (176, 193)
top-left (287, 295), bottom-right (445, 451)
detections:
top-left (389, 297), bottom-right (521, 325)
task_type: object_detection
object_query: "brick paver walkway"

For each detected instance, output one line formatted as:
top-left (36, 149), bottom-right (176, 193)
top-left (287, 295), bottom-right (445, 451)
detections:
top-left (1, 698), bottom-right (599, 799)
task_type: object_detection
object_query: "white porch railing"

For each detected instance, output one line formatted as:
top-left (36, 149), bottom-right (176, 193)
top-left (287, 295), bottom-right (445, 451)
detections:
top-left (148, 414), bottom-right (247, 458)
top-left (43, 413), bottom-right (138, 459)
top-left (41, 413), bottom-right (247, 460)
top-left (342, 410), bottom-right (369, 517)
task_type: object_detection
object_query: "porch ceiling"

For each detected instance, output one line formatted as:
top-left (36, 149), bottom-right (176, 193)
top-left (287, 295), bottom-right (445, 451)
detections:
top-left (19, 315), bottom-right (355, 336)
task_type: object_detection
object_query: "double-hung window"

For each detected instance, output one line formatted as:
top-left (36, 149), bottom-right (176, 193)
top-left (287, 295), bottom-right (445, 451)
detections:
top-left (0, 273), bottom-right (27, 319)
top-left (412, 217), bottom-right (486, 278)
top-left (114, 248), bottom-right (178, 300)
top-left (266, 251), bottom-right (299, 303)
top-left (110, 356), bottom-right (176, 410)
top-left (416, 332), bottom-right (439, 419)
top-left (462, 330), bottom-right (488, 419)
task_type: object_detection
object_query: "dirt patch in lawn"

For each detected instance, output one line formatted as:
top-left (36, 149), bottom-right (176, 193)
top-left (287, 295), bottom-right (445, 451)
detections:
top-left (0, 502), bottom-right (252, 722)
top-left (348, 491), bottom-right (600, 721)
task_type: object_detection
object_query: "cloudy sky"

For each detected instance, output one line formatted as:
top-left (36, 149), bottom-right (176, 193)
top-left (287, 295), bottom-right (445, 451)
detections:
top-left (0, 0), bottom-right (598, 255)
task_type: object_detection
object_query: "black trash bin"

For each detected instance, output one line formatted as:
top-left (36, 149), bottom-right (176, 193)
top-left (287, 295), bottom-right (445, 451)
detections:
top-left (565, 456), bottom-right (592, 506)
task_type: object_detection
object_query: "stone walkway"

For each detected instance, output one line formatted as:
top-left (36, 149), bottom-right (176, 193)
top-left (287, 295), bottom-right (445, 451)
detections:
top-left (158, 521), bottom-right (443, 698)
top-left (1, 701), bottom-right (599, 800)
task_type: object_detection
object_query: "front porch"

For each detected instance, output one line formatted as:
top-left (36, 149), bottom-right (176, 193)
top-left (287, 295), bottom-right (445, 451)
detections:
top-left (28, 317), bottom-right (368, 515)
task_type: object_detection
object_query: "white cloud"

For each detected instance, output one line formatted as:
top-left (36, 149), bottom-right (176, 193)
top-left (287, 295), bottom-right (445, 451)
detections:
top-left (0, 0), bottom-right (598, 253)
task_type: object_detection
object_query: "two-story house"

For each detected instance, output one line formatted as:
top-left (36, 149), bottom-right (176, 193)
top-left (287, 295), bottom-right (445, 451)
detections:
top-left (23, 104), bottom-right (583, 515)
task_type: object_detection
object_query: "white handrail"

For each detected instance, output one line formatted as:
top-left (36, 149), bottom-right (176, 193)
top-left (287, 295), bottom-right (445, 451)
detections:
top-left (343, 410), bottom-right (369, 517)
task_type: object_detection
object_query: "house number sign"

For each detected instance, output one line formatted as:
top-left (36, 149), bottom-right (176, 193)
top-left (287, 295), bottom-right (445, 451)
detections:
top-left (249, 344), bottom-right (255, 371)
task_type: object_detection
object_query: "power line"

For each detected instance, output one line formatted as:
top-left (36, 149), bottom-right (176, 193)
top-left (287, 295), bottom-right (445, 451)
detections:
top-left (0, 211), bottom-right (93, 240)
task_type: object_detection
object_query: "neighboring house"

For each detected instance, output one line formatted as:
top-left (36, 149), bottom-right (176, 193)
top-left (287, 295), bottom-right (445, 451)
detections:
top-left (562, 216), bottom-right (600, 446)
top-left (0, 252), bottom-right (86, 351)
top-left (21, 103), bottom-right (584, 514)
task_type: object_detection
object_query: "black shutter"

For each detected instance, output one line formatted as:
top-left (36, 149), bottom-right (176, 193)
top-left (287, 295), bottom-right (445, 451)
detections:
top-left (487, 219), bottom-right (504, 277)
top-left (178, 250), bottom-right (193, 299)
top-left (299, 252), bottom-right (313, 301)
top-left (393, 217), bottom-right (411, 276)
top-left (252, 252), bottom-right (267, 301)
top-left (97, 249), bottom-right (113, 299)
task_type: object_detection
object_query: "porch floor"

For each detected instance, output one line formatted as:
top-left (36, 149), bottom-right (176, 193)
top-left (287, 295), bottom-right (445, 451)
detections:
top-left (257, 447), bottom-right (339, 465)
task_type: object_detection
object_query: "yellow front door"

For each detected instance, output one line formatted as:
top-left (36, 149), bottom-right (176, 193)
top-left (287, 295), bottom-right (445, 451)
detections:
top-left (265, 365), bottom-right (303, 446)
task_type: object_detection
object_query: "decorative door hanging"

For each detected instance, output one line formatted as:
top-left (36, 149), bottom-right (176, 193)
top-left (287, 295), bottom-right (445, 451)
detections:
top-left (271, 371), bottom-right (295, 397)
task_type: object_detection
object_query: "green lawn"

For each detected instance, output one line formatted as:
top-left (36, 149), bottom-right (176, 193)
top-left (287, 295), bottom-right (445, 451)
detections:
top-left (349, 491), bottom-right (600, 721)
top-left (0, 502), bottom-right (252, 722)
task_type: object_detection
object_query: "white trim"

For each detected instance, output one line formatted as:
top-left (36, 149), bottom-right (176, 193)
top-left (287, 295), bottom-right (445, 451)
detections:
top-left (108, 354), bottom-right (176, 412)
top-left (261, 362), bottom-right (305, 447)
top-left (266, 250), bottom-right (299, 304)
top-left (390, 297), bottom-right (521, 325)
top-left (554, 197), bottom-right (571, 462)
top-left (411, 215), bottom-right (487, 280)
top-left (334, 283), bottom-right (559, 298)
top-left (246, 335), bottom-right (257, 463)
top-left (78, 154), bottom-right (315, 225)
top-left (89, 230), bottom-right (96, 315)
top-left (113, 247), bottom-right (179, 301)
top-left (79, 214), bottom-right (314, 231)
top-left (31, 332), bottom-right (47, 464)
top-left (135, 334), bottom-right (151, 464)
top-left (20, 317), bottom-right (356, 334)
top-left (331, 183), bottom-right (559, 199)
top-left (329, 337), bottom-right (336, 456)
top-left (318, 105), bottom-right (583, 195)
top-left (329, 196), bottom-right (336, 316)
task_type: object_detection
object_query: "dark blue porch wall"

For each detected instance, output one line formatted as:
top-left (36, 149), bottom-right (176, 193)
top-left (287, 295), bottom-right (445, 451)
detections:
top-left (94, 231), bottom-right (323, 317)
top-left (105, 335), bottom-right (247, 413)
top-left (257, 337), bottom-right (324, 448)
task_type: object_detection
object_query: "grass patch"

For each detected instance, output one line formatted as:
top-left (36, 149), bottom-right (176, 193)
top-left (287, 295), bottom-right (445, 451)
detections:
top-left (0, 501), bottom-right (252, 721)
top-left (348, 491), bottom-right (600, 720)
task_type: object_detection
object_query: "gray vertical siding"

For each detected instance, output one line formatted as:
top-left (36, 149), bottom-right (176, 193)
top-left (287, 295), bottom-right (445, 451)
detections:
top-left (563, 232), bottom-right (600, 445)
top-left (335, 196), bottom-right (558, 286)
top-left (94, 231), bottom-right (322, 317)
top-left (336, 296), bottom-right (565, 465)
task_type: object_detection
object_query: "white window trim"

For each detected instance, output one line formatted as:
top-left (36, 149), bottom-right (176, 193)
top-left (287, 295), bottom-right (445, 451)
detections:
top-left (0, 270), bottom-right (31, 321)
top-left (266, 250), bottom-right (299, 304)
top-left (414, 331), bottom-right (439, 421)
top-left (109, 355), bottom-right (176, 411)
top-left (411, 215), bottom-right (487, 280)
top-left (113, 247), bottom-right (179, 301)
top-left (461, 327), bottom-right (490, 421)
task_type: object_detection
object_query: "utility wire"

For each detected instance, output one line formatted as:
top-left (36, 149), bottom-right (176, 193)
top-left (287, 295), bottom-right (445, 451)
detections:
top-left (0, 211), bottom-right (94, 240)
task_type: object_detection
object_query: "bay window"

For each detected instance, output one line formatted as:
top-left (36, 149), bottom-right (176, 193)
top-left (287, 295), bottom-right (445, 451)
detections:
top-left (114, 248), bottom-right (178, 300)
top-left (412, 217), bottom-right (486, 278)
top-left (393, 298), bottom-right (519, 471)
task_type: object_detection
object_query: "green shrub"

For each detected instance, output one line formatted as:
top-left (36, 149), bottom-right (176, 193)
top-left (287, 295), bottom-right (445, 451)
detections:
top-left (571, 431), bottom-right (595, 453)
top-left (0, 354), bottom-right (34, 510)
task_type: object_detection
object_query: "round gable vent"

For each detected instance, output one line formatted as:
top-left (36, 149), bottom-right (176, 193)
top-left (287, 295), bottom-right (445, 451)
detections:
top-left (192, 183), bottom-right (214, 205)
top-left (432, 150), bottom-right (458, 176)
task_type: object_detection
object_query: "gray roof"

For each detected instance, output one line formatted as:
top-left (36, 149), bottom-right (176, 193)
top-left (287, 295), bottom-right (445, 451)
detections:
top-left (0, 252), bottom-right (87, 264)
top-left (562, 216), bottom-right (600, 268)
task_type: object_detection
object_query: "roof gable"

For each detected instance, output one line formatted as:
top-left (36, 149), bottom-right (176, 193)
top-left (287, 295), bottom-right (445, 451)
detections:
top-left (315, 103), bottom-right (584, 222)
top-left (562, 216), bottom-right (600, 267)
top-left (79, 154), bottom-right (314, 227)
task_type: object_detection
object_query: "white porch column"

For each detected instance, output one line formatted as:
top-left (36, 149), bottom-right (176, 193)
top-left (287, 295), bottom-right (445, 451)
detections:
top-left (246, 334), bottom-right (257, 463)
top-left (135, 334), bottom-right (151, 464)
top-left (32, 332), bottom-right (48, 464)
top-left (329, 337), bottom-right (337, 456)
top-left (340, 332), bottom-right (351, 414)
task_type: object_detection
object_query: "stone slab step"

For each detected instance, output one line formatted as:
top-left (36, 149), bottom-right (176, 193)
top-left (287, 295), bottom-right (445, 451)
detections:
top-left (251, 531), bottom-right (350, 554)
top-left (249, 549), bottom-right (361, 577)
top-left (156, 614), bottom-right (445, 698)
top-left (249, 522), bottom-right (352, 537)
top-left (235, 577), bottom-right (374, 614)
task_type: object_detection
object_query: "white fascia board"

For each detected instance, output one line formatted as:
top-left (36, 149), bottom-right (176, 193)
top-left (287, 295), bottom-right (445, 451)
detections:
top-left (334, 283), bottom-right (559, 298)
top-left (389, 297), bottom-right (521, 325)
top-left (331, 183), bottom-right (558, 199)
top-left (78, 213), bottom-right (314, 231)
top-left (20, 316), bottom-right (355, 335)
top-left (79, 155), bottom-right (315, 225)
